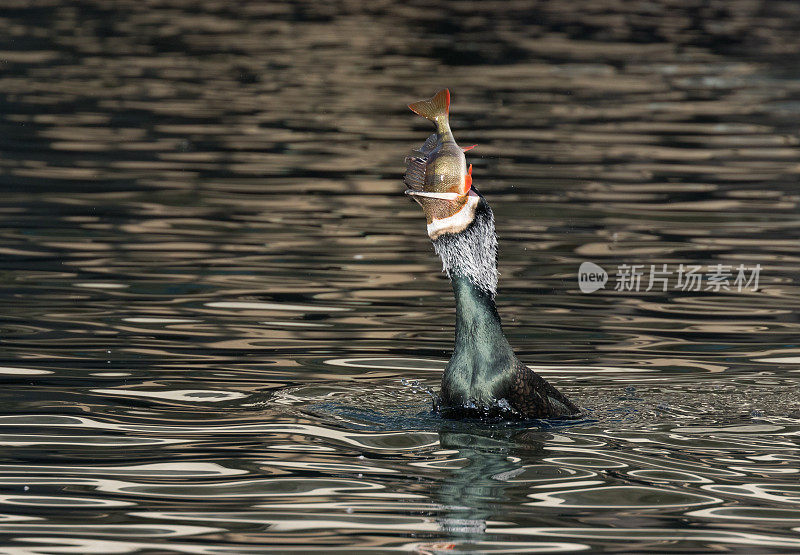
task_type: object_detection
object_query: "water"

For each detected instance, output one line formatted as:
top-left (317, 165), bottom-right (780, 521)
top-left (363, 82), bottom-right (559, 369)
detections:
top-left (1, 0), bottom-right (800, 552)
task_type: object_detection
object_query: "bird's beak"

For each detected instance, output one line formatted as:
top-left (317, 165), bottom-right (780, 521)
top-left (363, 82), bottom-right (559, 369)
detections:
top-left (404, 190), bottom-right (463, 200)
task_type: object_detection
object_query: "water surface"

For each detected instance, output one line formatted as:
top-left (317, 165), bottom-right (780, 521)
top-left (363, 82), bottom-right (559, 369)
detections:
top-left (1, 0), bottom-right (800, 552)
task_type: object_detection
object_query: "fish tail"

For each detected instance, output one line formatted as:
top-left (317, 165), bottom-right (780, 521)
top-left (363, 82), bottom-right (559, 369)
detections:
top-left (408, 89), bottom-right (450, 122)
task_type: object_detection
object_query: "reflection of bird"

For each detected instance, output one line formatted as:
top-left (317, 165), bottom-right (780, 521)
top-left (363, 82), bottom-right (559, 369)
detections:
top-left (416, 426), bottom-right (549, 552)
top-left (405, 89), bottom-right (578, 419)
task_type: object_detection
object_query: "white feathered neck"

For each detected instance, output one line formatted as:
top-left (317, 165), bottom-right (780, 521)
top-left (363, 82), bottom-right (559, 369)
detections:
top-left (431, 197), bottom-right (498, 297)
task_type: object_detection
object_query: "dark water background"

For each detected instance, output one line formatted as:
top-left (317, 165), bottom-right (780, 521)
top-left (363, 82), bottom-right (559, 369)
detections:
top-left (1, 0), bottom-right (800, 552)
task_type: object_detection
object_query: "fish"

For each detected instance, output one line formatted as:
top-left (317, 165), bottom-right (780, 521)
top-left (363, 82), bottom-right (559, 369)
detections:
top-left (404, 89), bottom-right (479, 240)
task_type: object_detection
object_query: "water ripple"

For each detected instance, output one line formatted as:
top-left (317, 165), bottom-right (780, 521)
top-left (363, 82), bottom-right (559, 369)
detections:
top-left (1, 0), bottom-right (800, 551)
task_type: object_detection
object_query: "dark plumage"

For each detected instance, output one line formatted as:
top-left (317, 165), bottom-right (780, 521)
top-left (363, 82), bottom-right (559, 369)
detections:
top-left (433, 195), bottom-right (579, 419)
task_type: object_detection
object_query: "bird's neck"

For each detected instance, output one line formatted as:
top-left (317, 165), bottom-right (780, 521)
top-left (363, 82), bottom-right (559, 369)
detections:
top-left (431, 198), bottom-right (499, 297)
top-left (450, 274), bottom-right (511, 357)
top-left (432, 198), bottom-right (512, 361)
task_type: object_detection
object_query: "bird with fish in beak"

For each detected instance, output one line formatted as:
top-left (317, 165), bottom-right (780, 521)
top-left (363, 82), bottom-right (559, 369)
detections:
top-left (404, 89), bottom-right (578, 419)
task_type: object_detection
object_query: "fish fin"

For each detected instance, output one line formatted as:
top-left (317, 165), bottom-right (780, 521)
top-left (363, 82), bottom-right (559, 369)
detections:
top-left (421, 133), bottom-right (438, 154)
top-left (404, 155), bottom-right (427, 191)
top-left (461, 144), bottom-right (477, 152)
top-left (464, 164), bottom-right (472, 192)
top-left (408, 89), bottom-right (450, 122)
